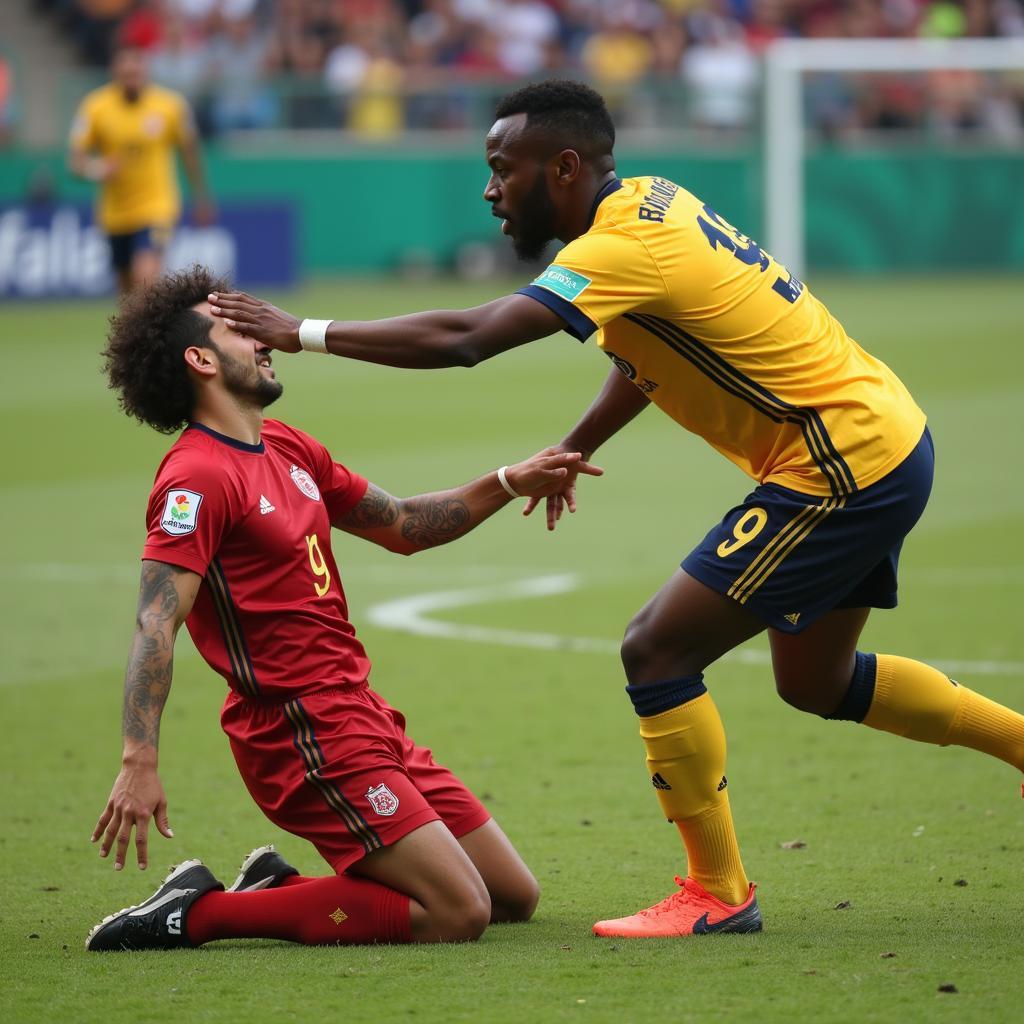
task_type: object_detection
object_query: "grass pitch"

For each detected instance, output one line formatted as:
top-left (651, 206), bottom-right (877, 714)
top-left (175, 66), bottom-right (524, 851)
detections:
top-left (3, 274), bottom-right (1023, 1023)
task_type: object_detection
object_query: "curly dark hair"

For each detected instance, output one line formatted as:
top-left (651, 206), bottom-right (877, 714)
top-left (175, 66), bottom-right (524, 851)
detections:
top-left (102, 265), bottom-right (227, 434)
top-left (494, 80), bottom-right (615, 157)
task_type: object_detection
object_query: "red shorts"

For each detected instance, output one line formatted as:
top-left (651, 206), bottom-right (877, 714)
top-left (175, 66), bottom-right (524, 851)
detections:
top-left (220, 685), bottom-right (490, 873)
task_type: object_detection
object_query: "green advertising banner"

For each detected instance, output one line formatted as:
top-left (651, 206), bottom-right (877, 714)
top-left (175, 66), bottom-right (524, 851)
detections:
top-left (2, 147), bottom-right (1020, 274)
top-left (803, 150), bottom-right (1024, 270)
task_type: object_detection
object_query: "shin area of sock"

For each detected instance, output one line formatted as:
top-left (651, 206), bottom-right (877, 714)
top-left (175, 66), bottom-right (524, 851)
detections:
top-left (674, 795), bottom-right (750, 905)
top-left (639, 690), bottom-right (749, 905)
top-left (186, 873), bottom-right (411, 945)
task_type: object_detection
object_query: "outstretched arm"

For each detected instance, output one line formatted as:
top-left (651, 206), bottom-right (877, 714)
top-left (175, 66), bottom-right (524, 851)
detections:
top-left (557, 365), bottom-right (652, 458)
top-left (525, 367), bottom-right (651, 529)
top-left (92, 560), bottom-right (201, 870)
top-left (207, 291), bottom-right (567, 368)
top-left (334, 448), bottom-right (602, 554)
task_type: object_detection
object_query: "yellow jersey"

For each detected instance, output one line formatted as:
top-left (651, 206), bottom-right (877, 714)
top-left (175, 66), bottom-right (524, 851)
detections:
top-left (519, 176), bottom-right (926, 498)
top-left (70, 83), bottom-right (192, 234)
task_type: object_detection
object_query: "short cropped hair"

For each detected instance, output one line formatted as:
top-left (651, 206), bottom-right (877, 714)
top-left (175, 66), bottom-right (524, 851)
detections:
top-left (103, 265), bottom-right (226, 434)
top-left (494, 80), bottom-right (615, 157)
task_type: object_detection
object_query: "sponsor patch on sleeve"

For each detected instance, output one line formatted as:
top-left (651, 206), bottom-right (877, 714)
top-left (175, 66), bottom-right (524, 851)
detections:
top-left (531, 264), bottom-right (592, 303)
top-left (160, 488), bottom-right (203, 536)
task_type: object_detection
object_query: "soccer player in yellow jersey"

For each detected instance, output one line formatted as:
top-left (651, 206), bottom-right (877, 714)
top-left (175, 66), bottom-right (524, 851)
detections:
top-left (69, 44), bottom-right (213, 295)
top-left (209, 80), bottom-right (1024, 938)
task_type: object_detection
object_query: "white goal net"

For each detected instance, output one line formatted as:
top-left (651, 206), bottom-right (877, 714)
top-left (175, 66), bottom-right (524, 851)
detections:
top-left (762, 37), bottom-right (1024, 277)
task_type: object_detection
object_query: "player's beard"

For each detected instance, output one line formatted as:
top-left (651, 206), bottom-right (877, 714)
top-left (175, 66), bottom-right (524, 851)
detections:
top-left (220, 352), bottom-right (284, 409)
top-left (511, 172), bottom-right (558, 263)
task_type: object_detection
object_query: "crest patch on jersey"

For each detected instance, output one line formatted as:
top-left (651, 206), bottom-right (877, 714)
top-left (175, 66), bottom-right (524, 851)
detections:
top-left (366, 783), bottom-right (399, 817)
top-left (159, 488), bottom-right (203, 536)
top-left (532, 264), bottom-right (592, 303)
top-left (289, 464), bottom-right (321, 502)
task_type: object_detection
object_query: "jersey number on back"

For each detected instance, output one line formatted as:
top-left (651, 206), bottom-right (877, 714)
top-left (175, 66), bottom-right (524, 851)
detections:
top-left (696, 205), bottom-right (804, 304)
top-left (306, 533), bottom-right (332, 597)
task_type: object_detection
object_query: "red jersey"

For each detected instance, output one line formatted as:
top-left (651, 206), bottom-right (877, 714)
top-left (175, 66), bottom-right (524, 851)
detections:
top-left (142, 419), bottom-right (370, 699)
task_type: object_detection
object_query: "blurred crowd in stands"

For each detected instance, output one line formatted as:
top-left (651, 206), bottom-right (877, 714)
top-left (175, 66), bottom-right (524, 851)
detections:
top-left (27, 0), bottom-right (1024, 139)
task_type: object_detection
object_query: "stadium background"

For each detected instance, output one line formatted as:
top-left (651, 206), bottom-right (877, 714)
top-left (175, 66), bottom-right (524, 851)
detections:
top-left (2, 0), bottom-right (1024, 292)
top-left (3, 3), bottom-right (1023, 1023)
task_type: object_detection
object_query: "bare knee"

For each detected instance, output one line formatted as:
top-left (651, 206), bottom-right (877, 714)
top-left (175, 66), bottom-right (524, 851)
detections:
top-left (619, 616), bottom-right (649, 681)
top-left (774, 666), bottom-right (851, 716)
top-left (416, 886), bottom-right (492, 943)
top-left (491, 877), bottom-right (540, 924)
top-left (775, 674), bottom-right (823, 714)
top-left (770, 610), bottom-right (866, 717)
top-left (439, 889), bottom-right (492, 941)
top-left (620, 612), bottom-right (705, 685)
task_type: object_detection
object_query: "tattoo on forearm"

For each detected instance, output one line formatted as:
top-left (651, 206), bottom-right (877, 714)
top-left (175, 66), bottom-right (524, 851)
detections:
top-left (138, 559), bottom-right (183, 621)
top-left (340, 485), bottom-right (399, 529)
top-left (400, 496), bottom-right (471, 548)
top-left (122, 647), bottom-right (173, 747)
top-left (122, 562), bottom-right (187, 747)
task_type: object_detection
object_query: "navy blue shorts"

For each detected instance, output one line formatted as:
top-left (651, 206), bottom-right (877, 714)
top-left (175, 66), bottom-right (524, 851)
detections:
top-left (682, 428), bottom-right (934, 634)
top-left (107, 226), bottom-right (170, 271)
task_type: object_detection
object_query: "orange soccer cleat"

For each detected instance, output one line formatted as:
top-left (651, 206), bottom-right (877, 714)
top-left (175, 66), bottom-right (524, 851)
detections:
top-left (593, 876), bottom-right (762, 938)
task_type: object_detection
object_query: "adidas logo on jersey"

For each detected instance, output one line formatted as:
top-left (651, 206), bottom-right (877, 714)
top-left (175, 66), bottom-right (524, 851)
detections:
top-left (784, 612), bottom-right (801, 625)
top-left (259, 495), bottom-right (276, 515)
top-left (651, 772), bottom-right (672, 791)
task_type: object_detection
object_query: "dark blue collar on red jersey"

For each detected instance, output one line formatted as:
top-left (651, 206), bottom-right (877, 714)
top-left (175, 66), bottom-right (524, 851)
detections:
top-left (187, 421), bottom-right (265, 454)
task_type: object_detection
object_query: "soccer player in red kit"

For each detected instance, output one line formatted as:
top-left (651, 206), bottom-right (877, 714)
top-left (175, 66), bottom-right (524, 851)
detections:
top-left (85, 266), bottom-right (601, 951)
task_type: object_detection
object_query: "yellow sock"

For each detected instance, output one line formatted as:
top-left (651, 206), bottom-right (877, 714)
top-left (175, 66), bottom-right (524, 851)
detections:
top-left (865, 654), bottom-right (1024, 771)
top-left (639, 692), bottom-right (749, 905)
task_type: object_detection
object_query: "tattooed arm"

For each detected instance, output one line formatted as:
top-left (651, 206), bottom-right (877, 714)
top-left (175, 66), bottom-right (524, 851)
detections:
top-left (334, 448), bottom-right (603, 555)
top-left (91, 560), bottom-right (202, 870)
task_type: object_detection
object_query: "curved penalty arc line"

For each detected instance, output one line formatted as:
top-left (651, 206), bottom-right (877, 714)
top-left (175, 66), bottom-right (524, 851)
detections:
top-left (365, 573), bottom-right (1024, 677)
top-left (366, 573), bottom-right (772, 665)
top-left (367, 573), bottom-right (618, 655)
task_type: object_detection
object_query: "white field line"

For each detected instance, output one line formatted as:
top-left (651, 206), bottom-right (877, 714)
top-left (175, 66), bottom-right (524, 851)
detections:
top-left (367, 573), bottom-right (618, 655)
top-left (0, 562), bottom-right (563, 586)
top-left (366, 575), bottom-right (1024, 678)
top-left (2, 565), bottom-right (1021, 683)
top-left (4, 562), bottom-right (1024, 586)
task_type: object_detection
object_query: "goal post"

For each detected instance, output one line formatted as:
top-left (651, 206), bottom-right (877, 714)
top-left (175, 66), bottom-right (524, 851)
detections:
top-left (762, 37), bottom-right (1024, 277)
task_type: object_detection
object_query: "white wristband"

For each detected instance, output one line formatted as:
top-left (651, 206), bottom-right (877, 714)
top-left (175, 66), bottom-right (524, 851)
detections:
top-left (298, 318), bottom-right (332, 353)
top-left (497, 465), bottom-right (520, 498)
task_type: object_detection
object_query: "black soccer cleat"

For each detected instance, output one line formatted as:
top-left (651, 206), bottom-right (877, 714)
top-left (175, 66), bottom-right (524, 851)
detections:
top-left (85, 859), bottom-right (223, 952)
top-left (227, 844), bottom-right (299, 893)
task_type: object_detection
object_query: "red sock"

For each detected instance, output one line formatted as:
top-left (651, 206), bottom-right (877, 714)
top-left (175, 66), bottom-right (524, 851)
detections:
top-left (187, 874), bottom-right (411, 945)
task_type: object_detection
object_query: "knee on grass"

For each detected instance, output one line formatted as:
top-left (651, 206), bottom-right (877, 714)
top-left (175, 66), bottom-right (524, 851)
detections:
top-left (490, 877), bottom-right (540, 925)
top-left (419, 889), bottom-right (492, 942)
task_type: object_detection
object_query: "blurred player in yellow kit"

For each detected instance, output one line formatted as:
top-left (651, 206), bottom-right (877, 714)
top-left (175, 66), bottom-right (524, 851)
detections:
top-left (209, 80), bottom-right (1024, 939)
top-left (69, 44), bottom-right (213, 294)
